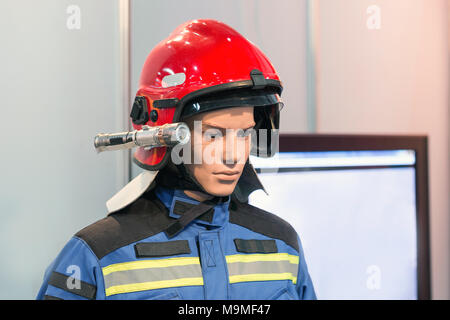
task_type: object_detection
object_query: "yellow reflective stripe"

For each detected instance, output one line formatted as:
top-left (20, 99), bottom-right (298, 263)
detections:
top-left (229, 273), bottom-right (297, 284)
top-left (225, 253), bottom-right (299, 265)
top-left (226, 253), bottom-right (299, 285)
top-left (102, 257), bottom-right (201, 276)
top-left (105, 277), bottom-right (204, 296)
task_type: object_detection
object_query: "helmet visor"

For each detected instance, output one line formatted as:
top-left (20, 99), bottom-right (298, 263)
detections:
top-left (181, 88), bottom-right (283, 158)
top-left (181, 88), bottom-right (284, 120)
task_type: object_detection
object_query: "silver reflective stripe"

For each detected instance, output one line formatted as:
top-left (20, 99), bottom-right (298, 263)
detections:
top-left (102, 257), bottom-right (204, 296)
top-left (227, 260), bottom-right (298, 278)
top-left (104, 263), bottom-right (203, 288)
top-left (226, 253), bottom-right (299, 284)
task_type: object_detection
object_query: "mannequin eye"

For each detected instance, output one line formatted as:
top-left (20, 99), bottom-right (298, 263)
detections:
top-left (204, 128), bottom-right (223, 140)
top-left (236, 129), bottom-right (252, 138)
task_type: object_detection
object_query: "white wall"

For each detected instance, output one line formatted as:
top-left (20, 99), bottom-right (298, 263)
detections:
top-left (315, 0), bottom-right (449, 299)
top-left (0, 0), bottom-right (122, 299)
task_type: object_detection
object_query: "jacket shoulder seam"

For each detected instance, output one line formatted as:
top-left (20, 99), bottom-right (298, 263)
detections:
top-left (229, 202), bottom-right (300, 252)
top-left (74, 196), bottom-right (173, 260)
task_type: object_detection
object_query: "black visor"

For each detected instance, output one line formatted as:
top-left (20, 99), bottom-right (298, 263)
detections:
top-left (181, 88), bottom-right (283, 158)
top-left (181, 88), bottom-right (283, 120)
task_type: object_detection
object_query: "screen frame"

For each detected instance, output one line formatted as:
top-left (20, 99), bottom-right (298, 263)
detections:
top-left (275, 133), bottom-right (431, 300)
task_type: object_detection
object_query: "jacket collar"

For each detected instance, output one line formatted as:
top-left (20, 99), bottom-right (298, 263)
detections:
top-left (154, 186), bottom-right (230, 228)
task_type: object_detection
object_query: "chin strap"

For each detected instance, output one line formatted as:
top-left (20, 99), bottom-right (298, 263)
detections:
top-left (160, 159), bottom-right (266, 237)
top-left (164, 196), bottom-right (228, 238)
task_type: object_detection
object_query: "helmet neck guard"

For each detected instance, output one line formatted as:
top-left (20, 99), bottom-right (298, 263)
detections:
top-left (154, 158), bottom-right (266, 203)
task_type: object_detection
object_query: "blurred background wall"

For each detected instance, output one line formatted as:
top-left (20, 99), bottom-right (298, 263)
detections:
top-left (0, 0), bottom-right (447, 299)
top-left (313, 0), bottom-right (449, 299)
top-left (0, 0), bottom-right (124, 299)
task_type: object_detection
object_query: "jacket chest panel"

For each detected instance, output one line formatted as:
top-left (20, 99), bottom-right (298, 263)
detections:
top-left (197, 231), bottom-right (229, 299)
top-left (100, 228), bottom-right (299, 300)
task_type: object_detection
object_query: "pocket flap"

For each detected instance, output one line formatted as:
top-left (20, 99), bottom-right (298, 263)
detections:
top-left (134, 240), bottom-right (191, 258)
top-left (233, 239), bottom-right (278, 254)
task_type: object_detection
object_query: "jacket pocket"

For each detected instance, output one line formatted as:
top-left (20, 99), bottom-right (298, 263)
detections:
top-left (268, 288), bottom-right (295, 300)
top-left (145, 291), bottom-right (182, 300)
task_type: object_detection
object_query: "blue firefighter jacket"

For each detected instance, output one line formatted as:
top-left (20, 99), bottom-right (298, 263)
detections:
top-left (37, 186), bottom-right (316, 300)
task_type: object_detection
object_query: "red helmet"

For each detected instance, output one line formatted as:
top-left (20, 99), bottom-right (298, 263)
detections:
top-left (130, 19), bottom-right (283, 170)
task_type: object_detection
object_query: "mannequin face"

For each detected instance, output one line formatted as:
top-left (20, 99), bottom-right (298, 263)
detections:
top-left (183, 106), bottom-right (255, 198)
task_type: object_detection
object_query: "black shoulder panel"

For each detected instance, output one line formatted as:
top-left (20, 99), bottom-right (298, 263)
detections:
top-left (75, 192), bottom-right (173, 260)
top-left (229, 200), bottom-right (299, 252)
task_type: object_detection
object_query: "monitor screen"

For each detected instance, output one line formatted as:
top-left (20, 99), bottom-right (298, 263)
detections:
top-left (248, 149), bottom-right (419, 299)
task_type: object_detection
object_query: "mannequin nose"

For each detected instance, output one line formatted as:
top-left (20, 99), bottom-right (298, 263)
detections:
top-left (223, 132), bottom-right (246, 164)
top-left (224, 145), bottom-right (237, 164)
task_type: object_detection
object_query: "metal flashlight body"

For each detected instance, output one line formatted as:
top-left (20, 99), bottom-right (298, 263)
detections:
top-left (94, 122), bottom-right (190, 153)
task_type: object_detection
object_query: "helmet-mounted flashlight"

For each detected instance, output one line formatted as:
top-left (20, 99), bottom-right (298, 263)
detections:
top-left (94, 122), bottom-right (190, 153)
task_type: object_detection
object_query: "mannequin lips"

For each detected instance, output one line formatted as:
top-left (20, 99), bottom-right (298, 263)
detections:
top-left (213, 170), bottom-right (241, 180)
top-left (214, 170), bottom-right (240, 175)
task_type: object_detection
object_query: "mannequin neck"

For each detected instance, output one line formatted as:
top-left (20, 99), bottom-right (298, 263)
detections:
top-left (183, 190), bottom-right (214, 202)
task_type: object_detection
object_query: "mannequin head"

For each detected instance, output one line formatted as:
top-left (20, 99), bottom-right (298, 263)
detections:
top-left (183, 106), bottom-right (255, 200)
